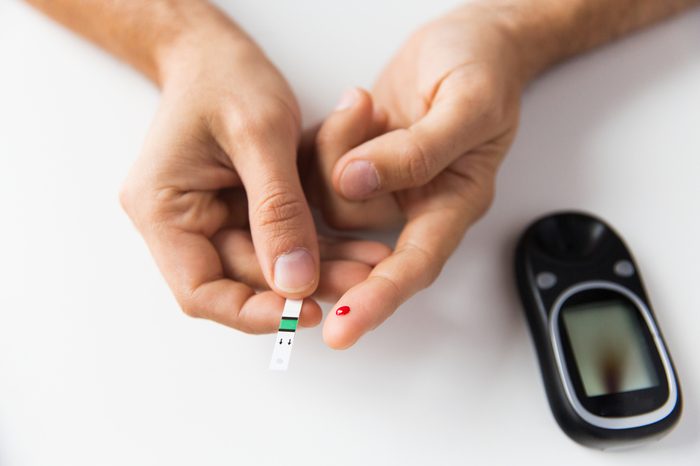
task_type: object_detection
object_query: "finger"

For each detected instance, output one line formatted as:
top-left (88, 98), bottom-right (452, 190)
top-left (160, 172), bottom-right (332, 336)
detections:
top-left (323, 183), bottom-right (492, 348)
top-left (214, 257), bottom-right (376, 304)
top-left (142, 222), bottom-right (322, 333)
top-left (333, 72), bottom-right (503, 199)
top-left (216, 114), bottom-right (320, 298)
top-left (213, 229), bottom-right (391, 301)
top-left (318, 236), bottom-right (392, 265)
top-left (315, 88), bottom-right (402, 229)
top-left (298, 123), bottom-right (323, 209)
top-left (197, 287), bottom-right (323, 331)
top-left (316, 260), bottom-right (373, 302)
top-left (119, 104), bottom-right (322, 333)
top-left (316, 87), bottom-right (387, 162)
top-left (296, 106), bottom-right (381, 209)
top-left (212, 229), bottom-right (263, 287)
top-left (213, 230), bottom-right (390, 282)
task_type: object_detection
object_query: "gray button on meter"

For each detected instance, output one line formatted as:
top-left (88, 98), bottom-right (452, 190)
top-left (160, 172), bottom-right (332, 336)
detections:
top-left (536, 272), bottom-right (557, 289)
top-left (614, 259), bottom-right (635, 277)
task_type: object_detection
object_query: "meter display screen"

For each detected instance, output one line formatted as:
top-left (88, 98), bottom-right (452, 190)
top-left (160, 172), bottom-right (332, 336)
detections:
top-left (561, 299), bottom-right (659, 397)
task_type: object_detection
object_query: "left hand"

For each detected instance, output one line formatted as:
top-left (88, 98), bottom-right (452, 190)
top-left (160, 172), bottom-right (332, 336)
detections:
top-left (119, 25), bottom-right (390, 334)
top-left (313, 4), bottom-right (529, 348)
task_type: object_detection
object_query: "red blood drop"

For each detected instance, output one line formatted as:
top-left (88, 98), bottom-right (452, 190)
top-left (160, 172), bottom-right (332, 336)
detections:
top-left (335, 305), bottom-right (351, 316)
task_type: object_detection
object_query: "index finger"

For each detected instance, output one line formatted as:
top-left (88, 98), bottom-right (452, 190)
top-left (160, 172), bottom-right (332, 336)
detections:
top-left (321, 196), bottom-right (480, 349)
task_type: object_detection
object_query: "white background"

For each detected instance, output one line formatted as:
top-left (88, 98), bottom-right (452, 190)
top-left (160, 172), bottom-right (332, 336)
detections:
top-left (1, 1), bottom-right (699, 465)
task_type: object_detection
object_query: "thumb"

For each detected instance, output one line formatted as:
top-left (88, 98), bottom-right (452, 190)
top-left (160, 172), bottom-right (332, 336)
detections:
top-left (333, 79), bottom-right (500, 200)
top-left (233, 135), bottom-right (320, 298)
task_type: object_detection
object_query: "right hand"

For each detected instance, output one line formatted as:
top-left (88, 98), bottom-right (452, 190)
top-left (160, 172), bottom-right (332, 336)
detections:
top-left (303, 0), bottom-right (527, 348)
top-left (120, 28), bottom-right (389, 333)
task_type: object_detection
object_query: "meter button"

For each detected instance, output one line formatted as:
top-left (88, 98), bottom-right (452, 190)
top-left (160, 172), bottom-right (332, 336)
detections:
top-left (536, 272), bottom-right (557, 290)
top-left (614, 260), bottom-right (635, 277)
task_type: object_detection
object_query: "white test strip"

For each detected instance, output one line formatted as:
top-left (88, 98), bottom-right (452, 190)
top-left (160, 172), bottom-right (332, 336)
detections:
top-left (269, 299), bottom-right (303, 371)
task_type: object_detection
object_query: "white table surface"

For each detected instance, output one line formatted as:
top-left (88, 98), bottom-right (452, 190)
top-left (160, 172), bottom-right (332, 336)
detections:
top-left (1, 1), bottom-right (699, 465)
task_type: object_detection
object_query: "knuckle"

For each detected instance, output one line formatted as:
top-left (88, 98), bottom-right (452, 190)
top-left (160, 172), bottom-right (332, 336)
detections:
top-left (482, 101), bottom-right (505, 131)
top-left (419, 255), bottom-right (443, 288)
top-left (219, 95), bottom-right (299, 144)
top-left (403, 242), bottom-right (443, 289)
top-left (424, 260), bottom-right (443, 287)
top-left (253, 184), bottom-right (306, 233)
top-left (448, 67), bottom-right (504, 129)
top-left (179, 296), bottom-right (202, 319)
top-left (457, 176), bottom-right (495, 221)
top-left (118, 183), bottom-right (134, 214)
top-left (315, 124), bottom-right (336, 153)
top-left (402, 129), bottom-right (436, 185)
top-left (118, 178), bottom-right (151, 229)
top-left (475, 181), bottom-right (496, 218)
top-left (467, 72), bottom-right (506, 128)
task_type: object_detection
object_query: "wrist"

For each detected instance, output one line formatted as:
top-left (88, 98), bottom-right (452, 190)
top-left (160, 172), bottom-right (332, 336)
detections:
top-left (463, 0), bottom-right (700, 83)
top-left (152, 2), bottom-right (257, 88)
top-left (497, 0), bottom-right (582, 82)
top-left (457, 0), bottom-right (582, 83)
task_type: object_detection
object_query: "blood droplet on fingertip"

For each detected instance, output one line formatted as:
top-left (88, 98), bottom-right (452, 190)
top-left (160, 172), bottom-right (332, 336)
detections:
top-left (335, 305), bottom-right (350, 316)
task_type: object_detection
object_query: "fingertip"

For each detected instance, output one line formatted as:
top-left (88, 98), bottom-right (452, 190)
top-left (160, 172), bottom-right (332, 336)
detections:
top-left (333, 87), bottom-right (361, 112)
top-left (236, 291), bottom-right (289, 334)
top-left (335, 158), bottom-right (381, 201)
top-left (272, 247), bottom-right (319, 297)
top-left (322, 300), bottom-right (359, 350)
top-left (333, 87), bottom-right (372, 113)
top-left (323, 303), bottom-right (362, 349)
top-left (322, 276), bottom-right (401, 349)
top-left (323, 324), bottom-right (356, 350)
top-left (318, 88), bottom-right (375, 158)
top-left (236, 292), bottom-right (322, 333)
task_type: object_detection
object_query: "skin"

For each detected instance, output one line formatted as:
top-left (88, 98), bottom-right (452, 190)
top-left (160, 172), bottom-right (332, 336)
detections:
top-left (26, 0), bottom-right (392, 333)
top-left (307, 0), bottom-right (700, 348)
top-left (26, 0), bottom-right (699, 343)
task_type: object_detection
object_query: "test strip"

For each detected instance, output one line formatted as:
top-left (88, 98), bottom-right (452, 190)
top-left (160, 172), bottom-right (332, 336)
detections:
top-left (269, 299), bottom-right (303, 371)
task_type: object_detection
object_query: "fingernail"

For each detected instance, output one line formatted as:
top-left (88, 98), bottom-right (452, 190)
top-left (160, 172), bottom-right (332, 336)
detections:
top-left (336, 306), bottom-right (351, 316)
top-left (334, 88), bottom-right (359, 111)
top-left (274, 248), bottom-right (316, 293)
top-left (339, 160), bottom-right (380, 199)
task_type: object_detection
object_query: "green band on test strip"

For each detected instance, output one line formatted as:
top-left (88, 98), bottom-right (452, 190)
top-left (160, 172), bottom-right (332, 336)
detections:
top-left (279, 319), bottom-right (298, 331)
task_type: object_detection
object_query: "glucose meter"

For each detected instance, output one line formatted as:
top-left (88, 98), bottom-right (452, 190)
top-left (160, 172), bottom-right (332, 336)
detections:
top-left (515, 212), bottom-right (681, 449)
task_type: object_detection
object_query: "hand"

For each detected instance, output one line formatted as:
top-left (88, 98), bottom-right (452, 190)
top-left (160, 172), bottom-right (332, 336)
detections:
top-left (120, 27), bottom-right (389, 333)
top-left (315, 4), bottom-right (528, 348)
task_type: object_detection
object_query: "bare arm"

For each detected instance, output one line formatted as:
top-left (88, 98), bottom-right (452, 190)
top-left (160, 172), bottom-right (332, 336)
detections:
top-left (25, 0), bottom-right (250, 84)
top-left (502, 0), bottom-right (700, 81)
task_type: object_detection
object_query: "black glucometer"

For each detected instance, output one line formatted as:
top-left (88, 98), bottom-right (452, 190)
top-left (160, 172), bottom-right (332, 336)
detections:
top-left (515, 212), bottom-right (681, 449)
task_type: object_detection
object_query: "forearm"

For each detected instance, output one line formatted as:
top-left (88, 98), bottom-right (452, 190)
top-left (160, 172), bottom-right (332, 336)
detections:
top-left (475, 0), bottom-right (700, 82)
top-left (25, 0), bottom-right (252, 85)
